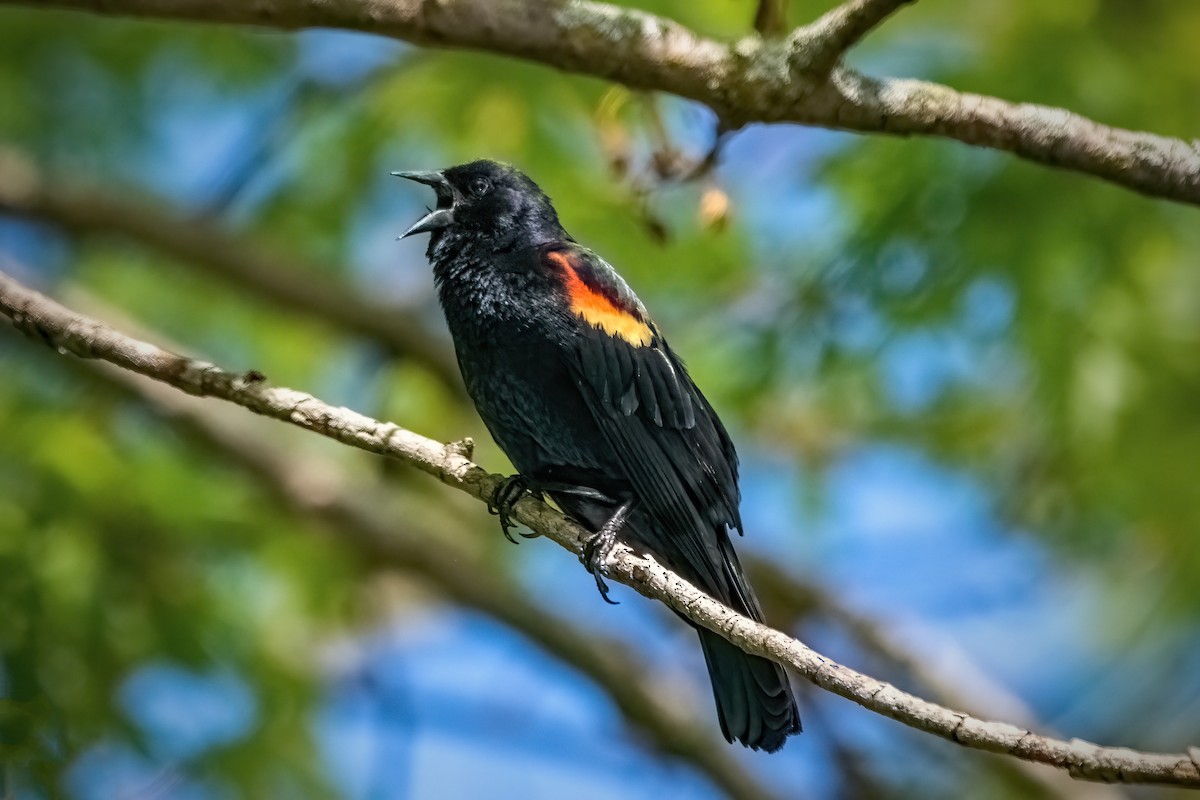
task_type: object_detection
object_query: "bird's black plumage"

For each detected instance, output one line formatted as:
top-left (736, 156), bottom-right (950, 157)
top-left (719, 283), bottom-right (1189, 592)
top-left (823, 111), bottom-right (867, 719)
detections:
top-left (395, 160), bottom-right (800, 751)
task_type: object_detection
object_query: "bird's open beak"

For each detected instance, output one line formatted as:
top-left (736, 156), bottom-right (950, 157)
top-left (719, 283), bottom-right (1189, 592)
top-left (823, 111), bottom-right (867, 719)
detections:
top-left (392, 170), bottom-right (457, 239)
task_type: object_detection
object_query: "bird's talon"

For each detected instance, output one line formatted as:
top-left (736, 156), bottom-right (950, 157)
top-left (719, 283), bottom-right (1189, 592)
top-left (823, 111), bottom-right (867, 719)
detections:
top-left (593, 571), bottom-right (618, 605)
top-left (582, 525), bottom-right (620, 604)
top-left (490, 475), bottom-right (533, 544)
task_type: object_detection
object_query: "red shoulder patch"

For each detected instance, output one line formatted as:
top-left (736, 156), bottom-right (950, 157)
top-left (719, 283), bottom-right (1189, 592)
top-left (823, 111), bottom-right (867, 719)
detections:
top-left (545, 250), bottom-right (653, 347)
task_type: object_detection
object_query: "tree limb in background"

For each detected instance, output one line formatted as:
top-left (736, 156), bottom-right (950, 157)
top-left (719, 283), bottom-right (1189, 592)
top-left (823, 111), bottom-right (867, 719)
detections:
top-left (3, 271), bottom-right (1198, 788)
top-left (6, 0), bottom-right (1199, 205)
top-left (0, 149), bottom-right (465, 399)
top-left (67, 336), bottom-right (773, 800)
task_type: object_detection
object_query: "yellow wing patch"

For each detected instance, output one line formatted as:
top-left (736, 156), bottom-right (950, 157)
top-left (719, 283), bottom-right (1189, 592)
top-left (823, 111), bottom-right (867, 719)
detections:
top-left (547, 251), bottom-right (653, 347)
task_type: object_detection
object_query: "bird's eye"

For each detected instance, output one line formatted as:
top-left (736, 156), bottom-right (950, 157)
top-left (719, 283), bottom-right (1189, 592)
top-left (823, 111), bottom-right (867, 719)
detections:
top-left (469, 177), bottom-right (491, 198)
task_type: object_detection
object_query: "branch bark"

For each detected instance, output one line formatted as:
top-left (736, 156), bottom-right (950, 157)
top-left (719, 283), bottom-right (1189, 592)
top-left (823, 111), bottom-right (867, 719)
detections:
top-left (0, 150), bottom-right (465, 399)
top-left (3, 270), bottom-right (1199, 788)
top-left (7, 0), bottom-right (1200, 205)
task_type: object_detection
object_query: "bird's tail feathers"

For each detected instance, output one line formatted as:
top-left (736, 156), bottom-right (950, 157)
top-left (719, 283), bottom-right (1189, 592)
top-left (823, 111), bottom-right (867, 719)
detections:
top-left (698, 627), bottom-right (800, 751)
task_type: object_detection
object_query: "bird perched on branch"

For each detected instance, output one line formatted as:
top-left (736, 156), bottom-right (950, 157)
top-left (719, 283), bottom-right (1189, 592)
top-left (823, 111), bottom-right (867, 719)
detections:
top-left (394, 160), bottom-right (800, 751)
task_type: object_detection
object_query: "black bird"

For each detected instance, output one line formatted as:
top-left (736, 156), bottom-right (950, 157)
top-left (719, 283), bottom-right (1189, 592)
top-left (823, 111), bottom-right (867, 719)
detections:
top-left (394, 160), bottom-right (800, 751)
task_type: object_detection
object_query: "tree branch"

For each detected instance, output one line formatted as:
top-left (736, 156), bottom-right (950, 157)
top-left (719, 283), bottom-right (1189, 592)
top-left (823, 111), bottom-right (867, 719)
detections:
top-left (753, 0), bottom-right (788, 38)
top-left (7, 0), bottom-right (1199, 206)
top-left (3, 270), bottom-right (1199, 787)
top-left (0, 149), bottom-right (465, 399)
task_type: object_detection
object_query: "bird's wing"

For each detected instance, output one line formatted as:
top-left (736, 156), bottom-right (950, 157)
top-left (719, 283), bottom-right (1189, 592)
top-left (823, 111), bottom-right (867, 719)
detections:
top-left (542, 244), bottom-right (748, 602)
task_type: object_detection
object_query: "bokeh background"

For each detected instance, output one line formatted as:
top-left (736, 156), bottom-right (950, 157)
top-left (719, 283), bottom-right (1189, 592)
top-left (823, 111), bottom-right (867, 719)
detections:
top-left (1, 1), bottom-right (1198, 798)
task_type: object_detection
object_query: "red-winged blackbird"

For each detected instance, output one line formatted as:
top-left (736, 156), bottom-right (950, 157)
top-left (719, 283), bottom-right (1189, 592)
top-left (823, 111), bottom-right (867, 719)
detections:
top-left (395, 160), bottom-right (800, 751)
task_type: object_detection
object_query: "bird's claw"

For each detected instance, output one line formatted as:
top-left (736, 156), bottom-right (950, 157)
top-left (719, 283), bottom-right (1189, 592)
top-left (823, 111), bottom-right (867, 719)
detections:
top-left (488, 475), bottom-right (541, 544)
top-left (582, 527), bottom-right (619, 605)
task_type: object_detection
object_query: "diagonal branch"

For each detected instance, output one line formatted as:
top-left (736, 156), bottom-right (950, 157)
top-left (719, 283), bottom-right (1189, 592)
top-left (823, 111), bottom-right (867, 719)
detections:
top-left (0, 150), bottom-right (465, 399)
top-left (3, 270), bottom-right (1199, 788)
top-left (5, 0), bottom-right (1199, 205)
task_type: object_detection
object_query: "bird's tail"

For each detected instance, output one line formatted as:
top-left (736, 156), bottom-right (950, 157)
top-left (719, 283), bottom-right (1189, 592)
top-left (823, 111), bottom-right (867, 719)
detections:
top-left (560, 495), bottom-right (801, 750)
top-left (698, 627), bottom-right (800, 752)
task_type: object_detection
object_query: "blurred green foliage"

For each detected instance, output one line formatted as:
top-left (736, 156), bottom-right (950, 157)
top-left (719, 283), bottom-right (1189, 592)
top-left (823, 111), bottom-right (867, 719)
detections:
top-left (820, 0), bottom-right (1200, 611)
top-left (0, 0), bottom-right (1197, 796)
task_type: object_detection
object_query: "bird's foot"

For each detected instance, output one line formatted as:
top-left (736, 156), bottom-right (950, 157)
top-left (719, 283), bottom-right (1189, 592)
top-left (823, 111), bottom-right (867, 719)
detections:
top-left (487, 475), bottom-right (542, 544)
top-left (581, 498), bottom-right (633, 605)
top-left (582, 526), bottom-right (620, 605)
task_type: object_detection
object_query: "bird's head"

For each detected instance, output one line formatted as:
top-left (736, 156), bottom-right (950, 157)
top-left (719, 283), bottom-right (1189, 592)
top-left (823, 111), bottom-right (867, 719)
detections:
top-left (393, 160), bottom-right (566, 250)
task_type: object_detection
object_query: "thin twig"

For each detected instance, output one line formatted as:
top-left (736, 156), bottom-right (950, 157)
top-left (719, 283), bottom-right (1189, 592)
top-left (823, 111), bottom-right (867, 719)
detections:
top-left (798, 0), bottom-right (915, 73)
top-left (753, 0), bottom-right (788, 38)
